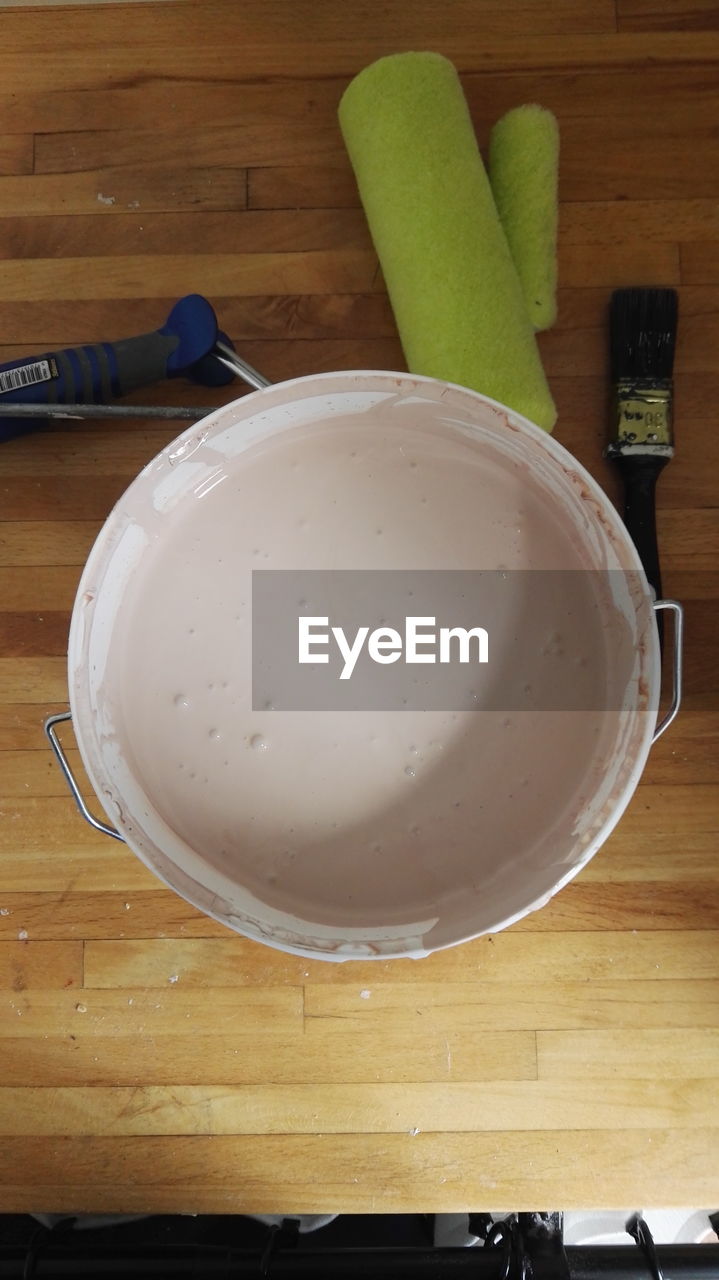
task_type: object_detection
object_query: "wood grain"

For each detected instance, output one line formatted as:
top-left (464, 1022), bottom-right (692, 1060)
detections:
top-left (0, 0), bottom-right (718, 1216)
top-left (0, 941), bottom-right (82, 990)
top-left (0, 1131), bottom-right (714, 1214)
top-left (0, 168), bottom-right (249, 217)
top-left (0, 522), bottom-right (100, 566)
top-left (0, 986), bottom-right (303, 1038)
top-left (82, 931), bottom-right (719, 986)
top-left (0, 295), bottom-right (395, 345)
top-left (6, 65), bottom-right (717, 138)
top-left (618, 0), bottom-right (719, 33)
top-left (0, 136), bottom-right (33, 177)
top-left (537, 1028), bottom-right (719, 1077)
top-left (0, 1079), bottom-right (715, 1135)
top-left (0, 251), bottom-right (380, 301)
top-left (0, 1028), bottom-right (538, 1088)
top-left (0, 0), bottom-right (619, 53)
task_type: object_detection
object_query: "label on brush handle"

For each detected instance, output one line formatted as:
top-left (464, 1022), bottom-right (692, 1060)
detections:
top-left (613, 379), bottom-right (672, 449)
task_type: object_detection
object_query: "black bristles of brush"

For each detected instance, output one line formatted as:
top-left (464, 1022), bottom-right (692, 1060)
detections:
top-left (610, 288), bottom-right (678, 384)
top-left (607, 287), bottom-right (679, 654)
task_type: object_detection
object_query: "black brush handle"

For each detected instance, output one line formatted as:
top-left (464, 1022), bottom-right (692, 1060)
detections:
top-left (612, 453), bottom-right (668, 647)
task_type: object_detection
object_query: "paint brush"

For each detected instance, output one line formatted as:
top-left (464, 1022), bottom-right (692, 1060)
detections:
top-left (606, 287), bottom-right (678, 645)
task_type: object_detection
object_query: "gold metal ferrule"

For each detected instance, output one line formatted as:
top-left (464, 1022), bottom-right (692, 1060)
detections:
top-left (612, 380), bottom-right (673, 450)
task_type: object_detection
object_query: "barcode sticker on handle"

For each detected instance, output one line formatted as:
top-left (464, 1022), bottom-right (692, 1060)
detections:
top-left (0, 359), bottom-right (55, 395)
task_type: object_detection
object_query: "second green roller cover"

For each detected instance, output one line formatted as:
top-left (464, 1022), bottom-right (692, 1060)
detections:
top-left (338, 52), bottom-right (557, 432)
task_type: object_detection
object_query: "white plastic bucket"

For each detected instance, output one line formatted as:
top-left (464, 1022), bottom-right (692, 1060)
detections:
top-left (50, 371), bottom-right (680, 960)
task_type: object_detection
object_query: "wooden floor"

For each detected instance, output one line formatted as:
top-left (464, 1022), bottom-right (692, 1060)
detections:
top-left (0, 0), bottom-right (718, 1215)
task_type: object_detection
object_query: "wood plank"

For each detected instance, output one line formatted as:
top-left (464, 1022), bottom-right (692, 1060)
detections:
top-left (514, 882), bottom-right (719, 930)
top-left (641, 708), bottom-right (719, 785)
top-left (0, 703), bottom-right (67, 750)
top-left (0, 75), bottom-right (346, 136)
top-left (39, 92), bottom-right (719, 192)
top-left (4, 65), bottom-right (714, 137)
top-left (0, 987), bottom-right (302, 1039)
top-left (0, 566), bottom-right (81, 609)
top-left (0, 1028), bottom-right (537, 1087)
top-left (537, 1028), bottom-right (719, 1078)
top-left (2, 0), bottom-right (618, 52)
top-left (0, 1077), bottom-right (714, 1137)
top-left (35, 124), bottom-right (346, 175)
top-left (0, 522), bottom-right (100, 567)
top-left (0, 941), bottom-right (82, 990)
top-left (0, 210), bottom-right (371, 260)
top-left (4, 33), bottom-right (715, 95)
top-left (0, 476), bottom-right (133, 521)
top-left (38, 115), bottom-right (719, 207)
top-left (671, 308), bottom-right (719, 371)
top-left (0, 830), bottom-right (159, 894)
top-left (0, 613), bottom-right (70, 658)
top-left (0, 251), bottom-right (380, 302)
top-left (0, 658), bottom-right (74, 702)
top-left (659, 510), bottom-right (719, 571)
top-left (0, 798), bottom-right (138, 859)
top-left (84, 930), bottom-right (719, 988)
top-left (553, 283), bottom-right (719, 329)
top-left (0, 136), bottom-right (33, 177)
top-left (0, 168), bottom-right (248, 217)
top-left (248, 166), bottom-right (357, 212)
top-left (618, 0), bottom-right (719, 33)
top-left (0, 294), bottom-right (395, 345)
top-left (0, 0), bottom-right (178, 7)
top-left (0, 891), bottom-right (227, 939)
top-left (0, 434), bottom-right (173, 480)
top-left (4, 748), bottom-right (104, 797)
top-left (305, 980), bottom-right (719, 1031)
top-left (560, 199), bottom-right (719, 244)
top-left (68, 931), bottom-right (719, 998)
top-left (0, 1130), bottom-right (713, 1213)
top-left (681, 240), bottom-right (719, 283)
top-left (555, 113), bottom-right (719, 203)
top-left (580, 830), bottom-right (719, 883)
top-left (557, 242), bottom-right (680, 288)
top-left (606, 783), bottom-right (719, 838)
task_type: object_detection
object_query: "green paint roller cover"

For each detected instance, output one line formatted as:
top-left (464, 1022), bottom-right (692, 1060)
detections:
top-left (489, 104), bottom-right (559, 332)
top-left (338, 52), bottom-right (557, 432)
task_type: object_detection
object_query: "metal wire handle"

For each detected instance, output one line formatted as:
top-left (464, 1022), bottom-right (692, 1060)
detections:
top-left (44, 712), bottom-right (123, 842)
top-left (651, 599), bottom-right (683, 742)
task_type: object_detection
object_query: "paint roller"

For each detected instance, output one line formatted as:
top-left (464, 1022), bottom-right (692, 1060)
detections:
top-left (338, 52), bottom-right (558, 432)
